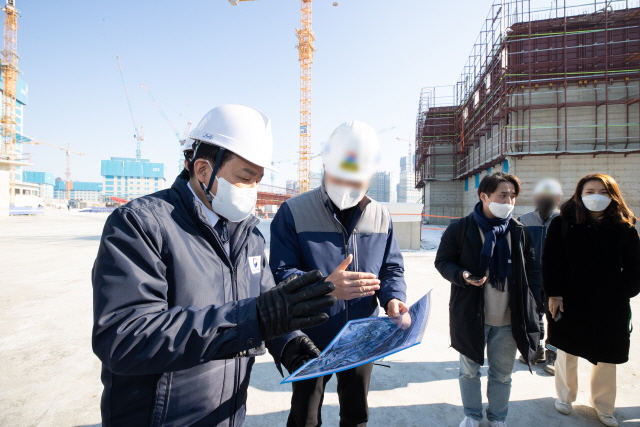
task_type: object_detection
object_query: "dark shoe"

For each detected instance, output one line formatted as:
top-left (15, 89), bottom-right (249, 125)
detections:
top-left (519, 345), bottom-right (546, 364)
top-left (544, 349), bottom-right (556, 375)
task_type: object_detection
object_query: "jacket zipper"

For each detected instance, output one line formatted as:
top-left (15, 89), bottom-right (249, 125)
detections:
top-left (229, 233), bottom-right (254, 426)
top-left (517, 227), bottom-right (528, 338)
top-left (323, 202), bottom-right (351, 323)
top-left (193, 203), bottom-right (257, 426)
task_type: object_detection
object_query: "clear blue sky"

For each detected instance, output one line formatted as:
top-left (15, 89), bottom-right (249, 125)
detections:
top-left (19, 0), bottom-right (493, 187)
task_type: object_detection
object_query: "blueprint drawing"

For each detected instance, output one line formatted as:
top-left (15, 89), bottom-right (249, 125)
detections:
top-left (282, 290), bottom-right (432, 383)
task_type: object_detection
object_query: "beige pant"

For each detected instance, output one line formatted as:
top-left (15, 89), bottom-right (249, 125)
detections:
top-left (555, 350), bottom-right (617, 415)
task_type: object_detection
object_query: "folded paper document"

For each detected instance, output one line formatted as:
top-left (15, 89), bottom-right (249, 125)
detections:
top-left (282, 290), bottom-right (432, 383)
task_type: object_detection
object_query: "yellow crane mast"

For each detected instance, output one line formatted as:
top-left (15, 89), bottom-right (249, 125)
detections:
top-left (296, 0), bottom-right (315, 193)
top-left (1, 0), bottom-right (19, 206)
top-left (230, 0), bottom-right (337, 193)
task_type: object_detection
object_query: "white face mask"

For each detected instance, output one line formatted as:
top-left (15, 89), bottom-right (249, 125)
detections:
top-left (582, 194), bottom-right (611, 212)
top-left (202, 162), bottom-right (257, 222)
top-left (485, 198), bottom-right (515, 219)
top-left (326, 182), bottom-right (367, 210)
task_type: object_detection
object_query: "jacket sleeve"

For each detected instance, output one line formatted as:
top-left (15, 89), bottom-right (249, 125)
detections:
top-left (434, 221), bottom-right (466, 288)
top-left (541, 216), bottom-right (567, 298)
top-left (92, 207), bottom-right (263, 376)
top-left (269, 202), bottom-right (307, 282)
top-left (260, 251), bottom-right (303, 375)
top-left (621, 226), bottom-right (640, 299)
top-left (376, 219), bottom-right (407, 308)
top-left (522, 226), bottom-right (543, 306)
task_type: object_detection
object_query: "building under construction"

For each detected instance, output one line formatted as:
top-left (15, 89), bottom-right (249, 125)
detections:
top-left (415, 0), bottom-right (640, 224)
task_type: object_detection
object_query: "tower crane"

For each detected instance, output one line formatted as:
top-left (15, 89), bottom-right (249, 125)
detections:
top-left (141, 83), bottom-right (192, 171)
top-left (377, 126), bottom-right (395, 135)
top-left (30, 139), bottom-right (84, 200)
top-left (229, 0), bottom-right (338, 193)
top-left (180, 121), bottom-right (193, 147)
top-left (296, 0), bottom-right (314, 193)
top-left (116, 55), bottom-right (144, 161)
top-left (41, 141), bottom-right (83, 200)
top-left (1, 0), bottom-right (20, 206)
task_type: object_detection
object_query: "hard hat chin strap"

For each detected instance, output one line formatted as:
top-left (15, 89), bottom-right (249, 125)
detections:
top-left (204, 148), bottom-right (226, 203)
top-left (192, 143), bottom-right (226, 203)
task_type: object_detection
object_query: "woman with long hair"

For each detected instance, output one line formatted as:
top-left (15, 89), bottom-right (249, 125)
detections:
top-left (542, 173), bottom-right (640, 427)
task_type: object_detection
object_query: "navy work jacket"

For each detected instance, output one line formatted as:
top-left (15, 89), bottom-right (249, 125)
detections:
top-left (92, 177), bottom-right (297, 427)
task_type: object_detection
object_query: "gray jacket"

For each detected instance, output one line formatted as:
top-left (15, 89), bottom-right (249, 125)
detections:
top-left (269, 186), bottom-right (406, 348)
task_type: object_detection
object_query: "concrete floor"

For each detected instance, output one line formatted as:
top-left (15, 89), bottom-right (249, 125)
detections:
top-left (0, 211), bottom-right (639, 427)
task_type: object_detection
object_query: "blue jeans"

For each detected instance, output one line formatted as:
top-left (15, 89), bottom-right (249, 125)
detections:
top-left (458, 324), bottom-right (518, 422)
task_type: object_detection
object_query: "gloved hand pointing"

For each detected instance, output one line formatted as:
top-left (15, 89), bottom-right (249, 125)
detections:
top-left (257, 270), bottom-right (336, 341)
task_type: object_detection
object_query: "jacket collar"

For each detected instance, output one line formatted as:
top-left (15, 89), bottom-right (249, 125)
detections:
top-left (467, 211), bottom-right (524, 229)
top-left (466, 213), bottom-right (524, 251)
top-left (534, 209), bottom-right (560, 225)
top-left (320, 183), bottom-right (371, 236)
top-left (319, 183), bottom-right (372, 212)
top-left (171, 176), bottom-right (260, 247)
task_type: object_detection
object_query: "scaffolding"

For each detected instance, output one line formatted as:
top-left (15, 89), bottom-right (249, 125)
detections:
top-left (415, 0), bottom-right (640, 185)
top-left (415, 86), bottom-right (458, 186)
top-left (1, 0), bottom-right (19, 206)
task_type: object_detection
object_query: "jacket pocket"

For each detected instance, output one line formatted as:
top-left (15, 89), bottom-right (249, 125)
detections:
top-left (150, 372), bottom-right (172, 427)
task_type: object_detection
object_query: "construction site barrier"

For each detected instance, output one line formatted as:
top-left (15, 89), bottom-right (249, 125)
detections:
top-left (80, 207), bottom-right (117, 214)
top-left (390, 213), bottom-right (462, 219)
top-left (9, 206), bottom-right (44, 216)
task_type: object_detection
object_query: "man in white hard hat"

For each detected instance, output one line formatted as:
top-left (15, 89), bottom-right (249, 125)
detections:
top-left (177, 138), bottom-right (195, 180)
top-left (517, 178), bottom-right (563, 374)
top-left (270, 120), bottom-right (408, 427)
top-left (92, 104), bottom-right (337, 427)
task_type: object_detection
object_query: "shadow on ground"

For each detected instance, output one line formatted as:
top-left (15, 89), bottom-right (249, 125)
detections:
top-left (245, 400), bottom-right (640, 427)
top-left (71, 235), bottom-right (102, 241)
top-left (248, 360), bottom-right (461, 393)
top-left (244, 402), bottom-right (463, 427)
top-left (512, 357), bottom-right (556, 377)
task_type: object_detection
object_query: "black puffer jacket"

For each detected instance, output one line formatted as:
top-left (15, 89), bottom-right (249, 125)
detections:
top-left (543, 215), bottom-right (640, 364)
top-left (435, 214), bottom-right (542, 367)
top-left (92, 177), bottom-right (299, 427)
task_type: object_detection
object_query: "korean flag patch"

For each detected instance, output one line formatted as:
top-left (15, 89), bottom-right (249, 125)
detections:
top-left (248, 256), bottom-right (261, 274)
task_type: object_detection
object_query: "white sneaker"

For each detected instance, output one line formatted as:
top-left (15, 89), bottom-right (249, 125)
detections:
top-left (555, 399), bottom-right (572, 415)
top-left (459, 417), bottom-right (480, 427)
top-left (489, 421), bottom-right (507, 427)
top-left (597, 412), bottom-right (618, 427)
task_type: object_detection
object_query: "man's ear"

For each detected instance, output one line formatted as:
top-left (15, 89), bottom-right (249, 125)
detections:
top-left (193, 159), bottom-right (210, 182)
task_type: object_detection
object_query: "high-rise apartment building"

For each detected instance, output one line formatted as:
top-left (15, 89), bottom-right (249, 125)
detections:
top-left (398, 155), bottom-right (422, 204)
top-left (101, 157), bottom-right (165, 200)
top-left (368, 171), bottom-right (390, 202)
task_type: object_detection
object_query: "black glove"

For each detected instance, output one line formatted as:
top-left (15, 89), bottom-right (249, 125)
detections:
top-left (256, 270), bottom-right (336, 341)
top-left (282, 336), bottom-right (321, 374)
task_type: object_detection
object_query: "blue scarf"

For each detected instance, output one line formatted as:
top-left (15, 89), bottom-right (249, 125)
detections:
top-left (472, 202), bottom-right (512, 292)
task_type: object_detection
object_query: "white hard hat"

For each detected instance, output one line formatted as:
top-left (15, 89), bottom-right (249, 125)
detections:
top-left (533, 178), bottom-right (563, 196)
top-left (322, 120), bottom-right (379, 183)
top-left (181, 138), bottom-right (194, 153)
top-left (190, 104), bottom-right (275, 170)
